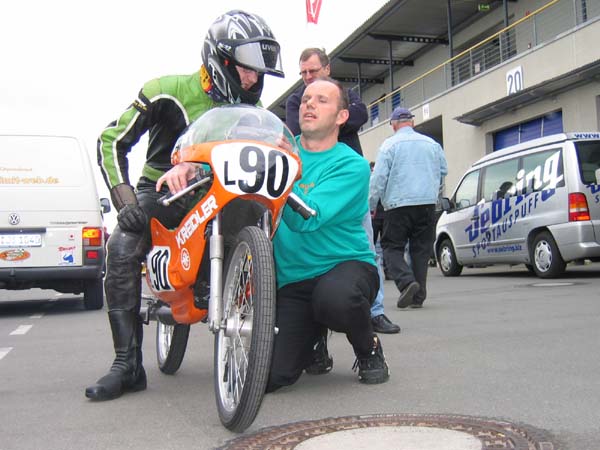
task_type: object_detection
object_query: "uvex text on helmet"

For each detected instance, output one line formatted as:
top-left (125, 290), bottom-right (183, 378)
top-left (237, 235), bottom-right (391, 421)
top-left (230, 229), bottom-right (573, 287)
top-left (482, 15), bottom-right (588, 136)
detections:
top-left (201, 10), bottom-right (284, 105)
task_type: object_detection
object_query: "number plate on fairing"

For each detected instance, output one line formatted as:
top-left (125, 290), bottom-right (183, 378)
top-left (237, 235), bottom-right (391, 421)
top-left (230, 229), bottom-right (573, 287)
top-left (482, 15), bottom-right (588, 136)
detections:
top-left (211, 143), bottom-right (299, 199)
top-left (147, 246), bottom-right (174, 292)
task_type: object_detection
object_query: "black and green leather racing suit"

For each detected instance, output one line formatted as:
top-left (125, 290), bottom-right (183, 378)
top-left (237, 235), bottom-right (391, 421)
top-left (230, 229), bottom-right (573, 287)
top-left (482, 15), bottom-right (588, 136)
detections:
top-left (97, 71), bottom-right (222, 312)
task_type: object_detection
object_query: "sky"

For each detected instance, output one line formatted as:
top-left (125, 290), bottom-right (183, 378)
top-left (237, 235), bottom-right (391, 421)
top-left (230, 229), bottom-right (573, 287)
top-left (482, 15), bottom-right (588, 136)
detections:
top-left (0, 0), bottom-right (388, 228)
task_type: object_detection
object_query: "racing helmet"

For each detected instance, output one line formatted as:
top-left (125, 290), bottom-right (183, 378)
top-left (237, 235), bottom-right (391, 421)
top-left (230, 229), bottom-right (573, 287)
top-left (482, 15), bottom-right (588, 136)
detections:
top-left (201, 10), bottom-right (284, 105)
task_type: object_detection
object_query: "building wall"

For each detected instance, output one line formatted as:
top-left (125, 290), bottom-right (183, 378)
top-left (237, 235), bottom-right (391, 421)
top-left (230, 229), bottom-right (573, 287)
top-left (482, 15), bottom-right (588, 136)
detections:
top-left (360, 8), bottom-right (600, 197)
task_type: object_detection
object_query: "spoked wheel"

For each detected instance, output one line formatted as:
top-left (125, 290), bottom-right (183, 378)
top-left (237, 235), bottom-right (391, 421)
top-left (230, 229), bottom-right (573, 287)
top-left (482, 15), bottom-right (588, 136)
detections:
top-left (156, 318), bottom-right (190, 375)
top-left (214, 226), bottom-right (276, 433)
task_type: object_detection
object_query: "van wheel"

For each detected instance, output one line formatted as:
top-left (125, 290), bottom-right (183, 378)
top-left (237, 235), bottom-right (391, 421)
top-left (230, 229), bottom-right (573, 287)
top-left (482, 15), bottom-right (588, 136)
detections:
top-left (83, 278), bottom-right (104, 310)
top-left (437, 239), bottom-right (463, 277)
top-left (530, 231), bottom-right (566, 278)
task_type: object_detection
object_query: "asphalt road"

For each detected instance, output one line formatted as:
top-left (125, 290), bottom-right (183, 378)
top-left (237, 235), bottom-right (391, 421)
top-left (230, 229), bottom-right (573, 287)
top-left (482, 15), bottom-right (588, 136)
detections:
top-left (1, 263), bottom-right (599, 450)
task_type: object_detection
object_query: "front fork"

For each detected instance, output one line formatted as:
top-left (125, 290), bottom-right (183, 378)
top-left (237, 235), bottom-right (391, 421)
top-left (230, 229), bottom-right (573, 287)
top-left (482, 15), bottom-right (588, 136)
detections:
top-left (207, 213), bottom-right (223, 333)
top-left (207, 209), bottom-right (273, 334)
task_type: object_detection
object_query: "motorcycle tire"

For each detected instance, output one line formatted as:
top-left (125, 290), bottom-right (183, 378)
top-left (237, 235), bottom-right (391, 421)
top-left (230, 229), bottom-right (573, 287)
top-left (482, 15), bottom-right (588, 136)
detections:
top-left (214, 226), bottom-right (276, 433)
top-left (156, 319), bottom-right (190, 375)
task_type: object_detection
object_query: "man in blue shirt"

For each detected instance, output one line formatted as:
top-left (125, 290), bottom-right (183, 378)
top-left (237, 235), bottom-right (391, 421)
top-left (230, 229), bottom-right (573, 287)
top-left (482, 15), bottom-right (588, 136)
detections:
top-left (370, 107), bottom-right (448, 309)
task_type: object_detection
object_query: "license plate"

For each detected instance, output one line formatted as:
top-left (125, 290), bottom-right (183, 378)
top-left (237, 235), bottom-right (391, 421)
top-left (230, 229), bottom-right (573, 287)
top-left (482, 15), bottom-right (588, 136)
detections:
top-left (0, 234), bottom-right (42, 247)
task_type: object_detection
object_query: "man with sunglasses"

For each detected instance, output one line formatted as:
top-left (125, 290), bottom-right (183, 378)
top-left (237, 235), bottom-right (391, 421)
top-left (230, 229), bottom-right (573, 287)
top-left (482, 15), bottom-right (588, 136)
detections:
top-left (87, 10), bottom-right (284, 402)
top-left (286, 48), bottom-right (367, 155)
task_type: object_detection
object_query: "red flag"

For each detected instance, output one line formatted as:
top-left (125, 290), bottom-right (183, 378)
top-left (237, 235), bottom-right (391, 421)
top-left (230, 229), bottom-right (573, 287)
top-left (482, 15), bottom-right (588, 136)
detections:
top-left (306, 0), bottom-right (323, 24)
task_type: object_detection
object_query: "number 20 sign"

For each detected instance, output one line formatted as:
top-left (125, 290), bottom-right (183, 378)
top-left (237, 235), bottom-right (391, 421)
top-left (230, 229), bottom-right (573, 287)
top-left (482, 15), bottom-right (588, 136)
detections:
top-left (506, 66), bottom-right (524, 96)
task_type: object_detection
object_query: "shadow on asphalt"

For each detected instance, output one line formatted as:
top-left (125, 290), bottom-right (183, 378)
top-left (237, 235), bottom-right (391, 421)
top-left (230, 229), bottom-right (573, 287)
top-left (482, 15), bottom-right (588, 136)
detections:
top-left (442, 263), bottom-right (600, 279)
top-left (0, 297), bottom-right (92, 317)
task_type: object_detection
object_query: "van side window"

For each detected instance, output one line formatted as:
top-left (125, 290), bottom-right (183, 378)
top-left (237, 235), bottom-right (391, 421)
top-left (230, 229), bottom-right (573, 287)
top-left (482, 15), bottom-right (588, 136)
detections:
top-left (481, 159), bottom-right (518, 202)
top-left (520, 148), bottom-right (564, 194)
top-left (453, 170), bottom-right (479, 210)
top-left (575, 141), bottom-right (600, 185)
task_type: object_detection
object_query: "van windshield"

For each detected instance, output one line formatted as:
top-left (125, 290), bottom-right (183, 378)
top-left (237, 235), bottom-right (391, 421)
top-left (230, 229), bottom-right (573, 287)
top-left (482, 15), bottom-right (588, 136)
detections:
top-left (0, 135), bottom-right (85, 188)
top-left (575, 141), bottom-right (600, 185)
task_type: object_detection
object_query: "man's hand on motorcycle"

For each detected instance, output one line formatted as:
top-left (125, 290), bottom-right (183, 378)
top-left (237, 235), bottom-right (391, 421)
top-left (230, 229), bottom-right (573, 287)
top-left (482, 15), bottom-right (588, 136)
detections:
top-left (156, 162), bottom-right (198, 194)
top-left (276, 134), bottom-right (293, 152)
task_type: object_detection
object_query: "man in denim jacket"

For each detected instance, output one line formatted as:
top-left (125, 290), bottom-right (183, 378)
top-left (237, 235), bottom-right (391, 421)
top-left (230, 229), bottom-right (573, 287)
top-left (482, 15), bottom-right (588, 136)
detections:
top-left (369, 107), bottom-right (448, 309)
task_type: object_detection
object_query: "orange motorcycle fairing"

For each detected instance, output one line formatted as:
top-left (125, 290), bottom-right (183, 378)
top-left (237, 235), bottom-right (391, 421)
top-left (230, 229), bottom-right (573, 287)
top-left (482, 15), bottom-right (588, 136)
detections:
top-left (146, 139), bottom-right (301, 324)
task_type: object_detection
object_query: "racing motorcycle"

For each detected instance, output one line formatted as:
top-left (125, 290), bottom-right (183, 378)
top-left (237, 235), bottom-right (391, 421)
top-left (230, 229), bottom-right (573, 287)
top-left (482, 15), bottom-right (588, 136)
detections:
top-left (141, 105), bottom-right (314, 432)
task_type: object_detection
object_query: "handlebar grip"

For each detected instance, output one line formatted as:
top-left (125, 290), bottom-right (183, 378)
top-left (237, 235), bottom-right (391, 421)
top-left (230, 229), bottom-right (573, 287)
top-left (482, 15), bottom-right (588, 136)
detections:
top-left (286, 192), bottom-right (316, 220)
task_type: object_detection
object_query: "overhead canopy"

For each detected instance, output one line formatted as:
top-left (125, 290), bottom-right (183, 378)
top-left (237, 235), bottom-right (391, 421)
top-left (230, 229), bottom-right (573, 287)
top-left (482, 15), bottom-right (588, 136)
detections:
top-left (269, 0), bottom-right (516, 120)
top-left (455, 59), bottom-right (600, 125)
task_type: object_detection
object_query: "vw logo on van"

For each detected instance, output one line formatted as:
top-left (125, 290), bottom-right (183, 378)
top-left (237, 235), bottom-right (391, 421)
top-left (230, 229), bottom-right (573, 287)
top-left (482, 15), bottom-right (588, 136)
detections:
top-left (8, 213), bottom-right (20, 225)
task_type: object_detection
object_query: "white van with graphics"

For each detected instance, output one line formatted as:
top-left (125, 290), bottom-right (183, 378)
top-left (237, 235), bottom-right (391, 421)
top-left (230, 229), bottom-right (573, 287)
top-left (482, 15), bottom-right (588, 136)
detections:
top-left (0, 135), bottom-right (110, 309)
top-left (435, 132), bottom-right (600, 278)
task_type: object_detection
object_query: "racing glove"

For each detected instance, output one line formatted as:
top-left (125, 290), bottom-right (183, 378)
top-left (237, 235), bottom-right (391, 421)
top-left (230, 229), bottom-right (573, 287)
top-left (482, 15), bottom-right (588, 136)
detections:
top-left (110, 183), bottom-right (148, 233)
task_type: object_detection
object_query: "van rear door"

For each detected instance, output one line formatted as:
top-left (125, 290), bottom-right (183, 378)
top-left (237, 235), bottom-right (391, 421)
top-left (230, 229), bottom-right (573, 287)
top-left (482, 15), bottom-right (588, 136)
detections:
top-left (0, 135), bottom-right (101, 268)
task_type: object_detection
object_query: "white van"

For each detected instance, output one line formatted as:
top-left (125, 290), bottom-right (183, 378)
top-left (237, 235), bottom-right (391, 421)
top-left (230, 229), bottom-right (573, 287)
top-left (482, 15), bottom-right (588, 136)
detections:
top-left (435, 132), bottom-right (600, 278)
top-left (0, 135), bottom-right (110, 309)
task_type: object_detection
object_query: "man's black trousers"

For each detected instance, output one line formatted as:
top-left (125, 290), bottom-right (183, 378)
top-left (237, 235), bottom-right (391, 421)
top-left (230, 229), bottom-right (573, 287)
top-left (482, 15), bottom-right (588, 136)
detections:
top-left (266, 260), bottom-right (379, 392)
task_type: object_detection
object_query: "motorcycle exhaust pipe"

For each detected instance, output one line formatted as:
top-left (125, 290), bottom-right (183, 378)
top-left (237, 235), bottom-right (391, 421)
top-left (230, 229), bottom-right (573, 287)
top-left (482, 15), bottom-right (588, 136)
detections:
top-left (139, 303), bottom-right (178, 326)
top-left (155, 306), bottom-right (178, 326)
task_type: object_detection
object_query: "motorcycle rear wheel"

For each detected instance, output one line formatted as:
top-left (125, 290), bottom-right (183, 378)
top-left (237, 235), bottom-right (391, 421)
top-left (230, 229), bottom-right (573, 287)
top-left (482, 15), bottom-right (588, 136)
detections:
top-left (214, 226), bottom-right (276, 433)
top-left (156, 319), bottom-right (190, 375)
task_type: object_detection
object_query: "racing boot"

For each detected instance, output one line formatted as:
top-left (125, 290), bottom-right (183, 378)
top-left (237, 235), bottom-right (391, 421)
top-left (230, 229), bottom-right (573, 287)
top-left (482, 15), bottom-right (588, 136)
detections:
top-left (85, 310), bottom-right (147, 400)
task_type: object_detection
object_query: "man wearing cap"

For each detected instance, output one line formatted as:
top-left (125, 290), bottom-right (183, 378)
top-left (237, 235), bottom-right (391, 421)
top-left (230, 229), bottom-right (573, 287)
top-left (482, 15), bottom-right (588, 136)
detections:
top-left (369, 107), bottom-right (447, 309)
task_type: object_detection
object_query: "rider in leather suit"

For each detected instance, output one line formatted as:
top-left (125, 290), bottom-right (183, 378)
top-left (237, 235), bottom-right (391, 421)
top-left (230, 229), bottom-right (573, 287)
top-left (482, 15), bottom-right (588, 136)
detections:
top-left (86, 10), bottom-right (284, 401)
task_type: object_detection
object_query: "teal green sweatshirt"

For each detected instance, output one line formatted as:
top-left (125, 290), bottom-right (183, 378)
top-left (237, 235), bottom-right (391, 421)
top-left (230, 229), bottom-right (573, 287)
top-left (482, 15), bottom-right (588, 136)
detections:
top-left (273, 137), bottom-right (376, 288)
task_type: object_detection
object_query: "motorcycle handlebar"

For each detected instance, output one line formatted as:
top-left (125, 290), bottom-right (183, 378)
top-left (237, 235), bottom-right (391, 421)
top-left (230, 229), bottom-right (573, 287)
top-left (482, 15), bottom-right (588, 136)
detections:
top-left (157, 175), bottom-right (316, 221)
top-left (286, 192), bottom-right (316, 220)
top-left (158, 176), bottom-right (212, 206)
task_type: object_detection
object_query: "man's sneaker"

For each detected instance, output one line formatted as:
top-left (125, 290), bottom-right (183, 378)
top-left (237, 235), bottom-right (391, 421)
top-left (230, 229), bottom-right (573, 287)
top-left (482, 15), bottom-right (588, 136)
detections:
top-left (397, 281), bottom-right (420, 308)
top-left (305, 333), bottom-right (333, 375)
top-left (353, 335), bottom-right (389, 384)
top-left (371, 314), bottom-right (401, 334)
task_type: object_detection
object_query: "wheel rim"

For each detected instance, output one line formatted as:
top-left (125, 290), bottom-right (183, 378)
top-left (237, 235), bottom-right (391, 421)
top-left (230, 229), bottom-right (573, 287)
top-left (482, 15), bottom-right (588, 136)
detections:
top-left (217, 243), bottom-right (254, 414)
top-left (534, 240), bottom-right (552, 272)
top-left (440, 245), bottom-right (453, 272)
top-left (157, 321), bottom-right (174, 365)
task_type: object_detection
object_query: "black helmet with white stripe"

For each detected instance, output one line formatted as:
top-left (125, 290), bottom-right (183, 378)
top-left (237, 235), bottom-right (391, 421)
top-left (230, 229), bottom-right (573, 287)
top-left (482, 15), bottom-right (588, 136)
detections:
top-left (201, 10), bottom-right (284, 105)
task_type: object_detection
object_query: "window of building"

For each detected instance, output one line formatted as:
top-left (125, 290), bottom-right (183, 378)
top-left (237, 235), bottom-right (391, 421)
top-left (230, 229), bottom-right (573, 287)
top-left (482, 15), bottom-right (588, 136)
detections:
top-left (493, 111), bottom-right (563, 150)
top-left (391, 92), bottom-right (401, 110)
top-left (370, 103), bottom-right (379, 125)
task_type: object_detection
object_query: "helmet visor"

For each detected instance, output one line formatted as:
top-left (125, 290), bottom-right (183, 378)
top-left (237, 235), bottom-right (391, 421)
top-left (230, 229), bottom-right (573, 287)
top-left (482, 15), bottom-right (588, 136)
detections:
top-left (219, 38), bottom-right (284, 78)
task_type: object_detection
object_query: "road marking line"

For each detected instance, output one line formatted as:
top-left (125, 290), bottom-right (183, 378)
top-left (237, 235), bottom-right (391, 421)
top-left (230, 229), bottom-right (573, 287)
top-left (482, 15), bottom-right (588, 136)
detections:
top-left (10, 325), bottom-right (33, 335)
top-left (30, 314), bottom-right (44, 319)
top-left (0, 347), bottom-right (13, 360)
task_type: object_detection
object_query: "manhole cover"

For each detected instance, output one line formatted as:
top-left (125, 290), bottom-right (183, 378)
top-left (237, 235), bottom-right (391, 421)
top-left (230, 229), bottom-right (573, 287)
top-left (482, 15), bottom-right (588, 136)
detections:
top-left (218, 414), bottom-right (559, 450)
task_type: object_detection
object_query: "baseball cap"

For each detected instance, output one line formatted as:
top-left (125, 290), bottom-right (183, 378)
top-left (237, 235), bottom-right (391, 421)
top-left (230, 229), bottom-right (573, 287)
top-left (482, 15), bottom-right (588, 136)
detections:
top-left (390, 107), bottom-right (415, 121)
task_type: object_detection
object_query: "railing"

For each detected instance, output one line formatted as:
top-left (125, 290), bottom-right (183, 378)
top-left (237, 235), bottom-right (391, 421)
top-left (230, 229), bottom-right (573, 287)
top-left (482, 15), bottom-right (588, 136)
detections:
top-left (365, 0), bottom-right (600, 127)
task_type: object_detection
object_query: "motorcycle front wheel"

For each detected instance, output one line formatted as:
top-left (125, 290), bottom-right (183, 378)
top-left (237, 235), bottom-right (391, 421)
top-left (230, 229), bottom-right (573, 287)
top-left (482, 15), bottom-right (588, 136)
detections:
top-left (214, 226), bottom-right (276, 433)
